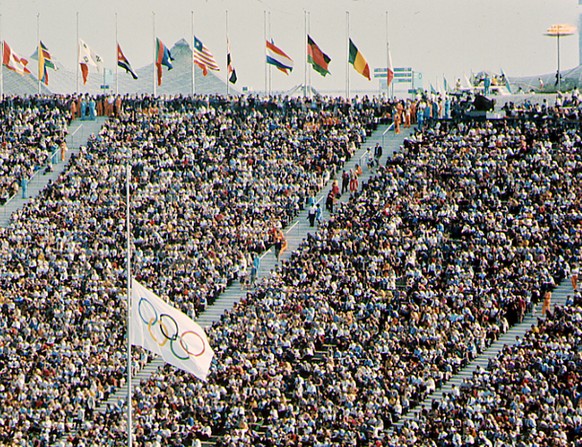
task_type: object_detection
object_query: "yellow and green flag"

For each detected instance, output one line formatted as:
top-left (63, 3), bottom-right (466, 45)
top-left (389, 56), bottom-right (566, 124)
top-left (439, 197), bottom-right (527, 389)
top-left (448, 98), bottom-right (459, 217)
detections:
top-left (348, 38), bottom-right (370, 80)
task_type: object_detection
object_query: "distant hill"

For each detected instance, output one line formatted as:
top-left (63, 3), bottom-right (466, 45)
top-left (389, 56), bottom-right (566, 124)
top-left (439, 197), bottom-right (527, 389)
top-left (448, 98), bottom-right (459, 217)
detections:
top-left (1, 39), bottom-right (236, 96)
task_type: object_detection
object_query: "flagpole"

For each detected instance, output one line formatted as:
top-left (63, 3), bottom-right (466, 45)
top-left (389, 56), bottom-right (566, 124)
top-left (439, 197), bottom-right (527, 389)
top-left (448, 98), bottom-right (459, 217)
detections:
top-left (225, 10), bottom-right (229, 96)
top-left (308, 12), bottom-right (311, 97)
top-left (126, 157), bottom-right (133, 447)
top-left (385, 11), bottom-right (389, 98)
top-left (303, 9), bottom-right (308, 96)
top-left (263, 10), bottom-right (267, 96)
top-left (0, 13), bottom-right (3, 99)
top-left (346, 11), bottom-right (350, 98)
top-left (76, 12), bottom-right (79, 93)
top-left (37, 13), bottom-right (41, 95)
top-left (152, 12), bottom-right (156, 96)
top-left (191, 11), bottom-right (195, 96)
top-left (116, 12), bottom-right (119, 95)
top-left (268, 11), bottom-right (271, 95)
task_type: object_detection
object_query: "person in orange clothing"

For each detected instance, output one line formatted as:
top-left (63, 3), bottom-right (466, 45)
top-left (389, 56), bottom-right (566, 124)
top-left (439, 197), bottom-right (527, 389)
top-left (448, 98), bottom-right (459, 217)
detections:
top-left (571, 265), bottom-right (578, 291)
top-left (404, 101), bottom-right (411, 128)
top-left (410, 100), bottom-right (417, 125)
top-left (542, 290), bottom-right (552, 316)
top-left (394, 101), bottom-right (403, 134)
top-left (349, 168), bottom-right (359, 193)
top-left (70, 99), bottom-right (78, 119)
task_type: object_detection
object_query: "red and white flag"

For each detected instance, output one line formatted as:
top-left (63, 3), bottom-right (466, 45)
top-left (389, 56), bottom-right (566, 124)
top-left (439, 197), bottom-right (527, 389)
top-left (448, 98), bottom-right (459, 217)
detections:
top-left (387, 48), bottom-right (394, 87)
top-left (2, 41), bottom-right (31, 75)
top-left (78, 39), bottom-right (103, 84)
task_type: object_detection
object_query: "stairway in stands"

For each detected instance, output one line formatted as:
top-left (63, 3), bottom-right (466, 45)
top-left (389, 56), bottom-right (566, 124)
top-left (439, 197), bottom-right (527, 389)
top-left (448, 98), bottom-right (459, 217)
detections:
top-left (96, 124), bottom-right (414, 445)
top-left (391, 278), bottom-right (574, 433)
top-left (0, 117), bottom-right (106, 228)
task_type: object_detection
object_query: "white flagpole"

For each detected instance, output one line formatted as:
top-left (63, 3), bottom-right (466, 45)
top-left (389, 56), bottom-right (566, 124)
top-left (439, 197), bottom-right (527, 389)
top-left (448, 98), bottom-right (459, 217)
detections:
top-left (76, 12), bottom-right (79, 93)
top-left (263, 10), bottom-right (267, 96)
top-left (226, 10), bottom-right (229, 96)
top-left (191, 11), bottom-right (195, 96)
top-left (385, 11), bottom-right (389, 98)
top-left (268, 11), bottom-right (271, 95)
top-left (346, 11), bottom-right (350, 98)
top-left (153, 12), bottom-right (156, 96)
top-left (304, 10), bottom-right (307, 97)
top-left (116, 12), bottom-right (119, 95)
top-left (126, 159), bottom-right (133, 447)
top-left (308, 12), bottom-right (311, 97)
top-left (37, 13), bottom-right (41, 95)
top-left (0, 13), bottom-right (3, 99)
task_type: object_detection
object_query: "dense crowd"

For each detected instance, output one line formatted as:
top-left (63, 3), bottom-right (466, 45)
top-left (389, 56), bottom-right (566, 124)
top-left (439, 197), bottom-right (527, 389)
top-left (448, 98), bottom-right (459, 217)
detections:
top-left (1, 93), bottom-right (581, 447)
top-left (66, 116), bottom-right (582, 446)
top-left (0, 96), bottom-right (71, 203)
top-left (0, 94), bottom-right (391, 446)
top-left (396, 295), bottom-right (582, 447)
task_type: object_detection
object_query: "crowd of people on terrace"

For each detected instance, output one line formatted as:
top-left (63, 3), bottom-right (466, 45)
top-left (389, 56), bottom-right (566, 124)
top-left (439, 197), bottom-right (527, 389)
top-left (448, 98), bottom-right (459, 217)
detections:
top-left (0, 92), bottom-right (581, 447)
top-left (0, 94), bottom-right (391, 445)
top-left (65, 116), bottom-right (582, 446)
top-left (396, 294), bottom-right (582, 447)
top-left (0, 96), bottom-right (70, 203)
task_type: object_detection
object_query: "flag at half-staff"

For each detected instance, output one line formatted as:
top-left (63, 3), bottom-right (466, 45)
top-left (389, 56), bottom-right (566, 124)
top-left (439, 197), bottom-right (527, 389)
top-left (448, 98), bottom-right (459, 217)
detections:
top-left (266, 39), bottom-right (293, 75)
top-left (155, 38), bottom-right (174, 86)
top-left (3, 41), bottom-right (32, 75)
top-left (307, 35), bottom-right (331, 77)
top-left (78, 39), bottom-right (103, 84)
top-left (31, 41), bottom-right (57, 85)
top-left (348, 38), bottom-right (370, 80)
top-left (227, 38), bottom-right (237, 84)
top-left (130, 279), bottom-right (214, 380)
top-left (194, 36), bottom-right (220, 76)
top-left (117, 43), bottom-right (138, 80)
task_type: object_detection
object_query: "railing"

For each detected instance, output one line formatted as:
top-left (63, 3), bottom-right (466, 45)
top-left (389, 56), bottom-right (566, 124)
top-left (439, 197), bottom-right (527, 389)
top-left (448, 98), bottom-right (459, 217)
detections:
top-left (382, 122), bottom-right (394, 148)
top-left (358, 123), bottom-right (395, 171)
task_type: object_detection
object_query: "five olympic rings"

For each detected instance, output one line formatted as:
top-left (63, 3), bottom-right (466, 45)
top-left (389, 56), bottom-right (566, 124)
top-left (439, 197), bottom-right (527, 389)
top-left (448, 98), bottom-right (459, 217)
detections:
top-left (138, 297), bottom-right (206, 359)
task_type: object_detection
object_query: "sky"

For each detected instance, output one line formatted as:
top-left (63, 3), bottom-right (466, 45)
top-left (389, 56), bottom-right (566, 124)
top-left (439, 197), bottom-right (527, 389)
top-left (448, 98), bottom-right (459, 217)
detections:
top-left (0, 0), bottom-right (579, 95)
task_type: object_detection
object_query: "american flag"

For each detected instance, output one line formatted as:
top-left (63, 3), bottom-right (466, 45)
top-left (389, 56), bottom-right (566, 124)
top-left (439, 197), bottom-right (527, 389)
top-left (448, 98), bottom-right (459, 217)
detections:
top-left (193, 36), bottom-right (220, 76)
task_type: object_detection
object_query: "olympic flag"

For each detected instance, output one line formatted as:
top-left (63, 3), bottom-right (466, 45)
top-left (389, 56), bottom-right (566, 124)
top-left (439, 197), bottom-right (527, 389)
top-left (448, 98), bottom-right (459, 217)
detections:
top-left (130, 279), bottom-right (214, 381)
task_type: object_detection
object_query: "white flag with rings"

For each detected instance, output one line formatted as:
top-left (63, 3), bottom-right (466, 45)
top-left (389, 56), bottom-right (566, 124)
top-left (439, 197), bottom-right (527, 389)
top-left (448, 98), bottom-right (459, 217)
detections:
top-left (130, 279), bottom-right (214, 381)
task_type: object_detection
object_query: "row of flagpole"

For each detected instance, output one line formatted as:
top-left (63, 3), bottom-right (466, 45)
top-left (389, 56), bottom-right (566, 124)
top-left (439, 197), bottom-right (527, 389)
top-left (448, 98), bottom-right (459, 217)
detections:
top-left (0, 10), bottom-right (396, 100)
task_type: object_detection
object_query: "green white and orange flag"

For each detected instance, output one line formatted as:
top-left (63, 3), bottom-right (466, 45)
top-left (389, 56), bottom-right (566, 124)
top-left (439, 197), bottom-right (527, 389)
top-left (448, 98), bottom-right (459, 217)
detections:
top-left (130, 279), bottom-right (214, 381)
top-left (348, 38), bottom-right (370, 80)
top-left (307, 35), bottom-right (331, 77)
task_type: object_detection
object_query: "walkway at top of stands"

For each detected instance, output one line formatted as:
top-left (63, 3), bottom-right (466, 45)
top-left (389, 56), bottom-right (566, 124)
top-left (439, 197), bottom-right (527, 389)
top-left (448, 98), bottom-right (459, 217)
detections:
top-left (0, 117), bottom-right (107, 228)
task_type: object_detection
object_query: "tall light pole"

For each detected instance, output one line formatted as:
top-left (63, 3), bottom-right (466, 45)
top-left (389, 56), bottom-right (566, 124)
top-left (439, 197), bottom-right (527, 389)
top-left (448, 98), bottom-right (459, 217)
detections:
top-left (545, 24), bottom-right (575, 90)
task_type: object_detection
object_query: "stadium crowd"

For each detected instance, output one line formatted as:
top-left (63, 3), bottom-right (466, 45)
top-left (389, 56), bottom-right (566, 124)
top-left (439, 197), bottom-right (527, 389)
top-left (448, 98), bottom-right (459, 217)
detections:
top-left (1, 92), bottom-right (581, 447)
top-left (65, 115), bottom-right (582, 446)
top-left (0, 96), bottom-right (71, 203)
top-left (396, 295), bottom-right (582, 447)
top-left (0, 94), bottom-right (391, 446)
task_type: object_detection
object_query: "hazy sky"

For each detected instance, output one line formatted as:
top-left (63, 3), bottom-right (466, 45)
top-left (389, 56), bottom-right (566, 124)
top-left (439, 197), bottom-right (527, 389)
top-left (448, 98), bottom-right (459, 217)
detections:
top-left (0, 0), bottom-right (578, 94)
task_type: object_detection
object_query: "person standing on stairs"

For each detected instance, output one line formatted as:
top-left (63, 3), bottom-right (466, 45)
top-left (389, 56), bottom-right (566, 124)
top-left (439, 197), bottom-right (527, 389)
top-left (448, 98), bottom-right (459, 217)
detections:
top-left (342, 170), bottom-right (350, 194)
top-left (308, 203), bottom-right (317, 227)
top-left (542, 290), bottom-right (552, 317)
top-left (571, 264), bottom-right (578, 291)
